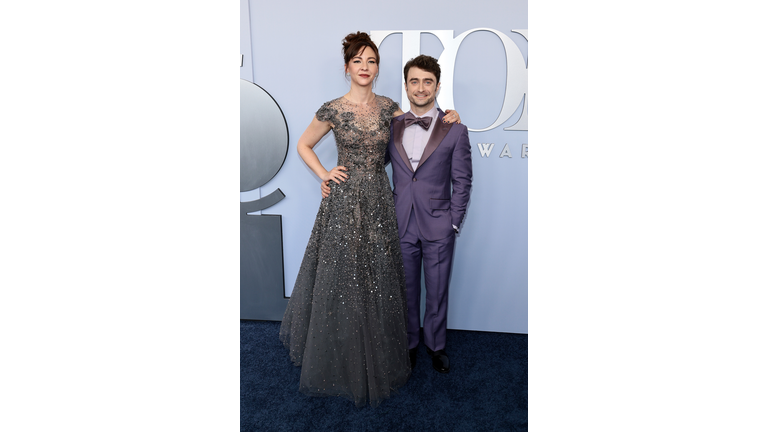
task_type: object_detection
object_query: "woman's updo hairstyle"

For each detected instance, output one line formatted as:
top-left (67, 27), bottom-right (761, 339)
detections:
top-left (342, 32), bottom-right (380, 67)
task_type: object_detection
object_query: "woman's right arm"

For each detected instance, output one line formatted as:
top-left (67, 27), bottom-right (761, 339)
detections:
top-left (297, 116), bottom-right (348, 184)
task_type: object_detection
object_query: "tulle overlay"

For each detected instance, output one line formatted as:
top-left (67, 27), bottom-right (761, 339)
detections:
top-left (279, 95), bottom-right (410, 407)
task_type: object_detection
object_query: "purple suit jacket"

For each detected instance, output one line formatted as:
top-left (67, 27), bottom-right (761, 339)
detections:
top-left (386, 109), bottom-right (472, 241)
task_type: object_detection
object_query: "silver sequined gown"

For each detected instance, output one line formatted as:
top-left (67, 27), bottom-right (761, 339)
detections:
top-left (279, 95), bottom-right (410, 407)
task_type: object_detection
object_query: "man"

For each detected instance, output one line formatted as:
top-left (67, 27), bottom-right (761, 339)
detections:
top-left (389, 55), bottom-right (472, 374)
top-left (323, 55), bottom-right (472, 373)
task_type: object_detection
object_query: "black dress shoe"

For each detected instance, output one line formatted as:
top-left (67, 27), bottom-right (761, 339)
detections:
top-left (426, 348), bottom-right (450, 373)
top-left (409, 348), bottom-right (418, 369)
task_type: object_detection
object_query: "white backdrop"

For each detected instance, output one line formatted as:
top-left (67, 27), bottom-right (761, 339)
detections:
top-left (241, 0), bottom-right (528, 334)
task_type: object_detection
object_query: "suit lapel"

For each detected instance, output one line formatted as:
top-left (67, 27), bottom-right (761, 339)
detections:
top-left (416, 110), bottom-right (451, 171)
top-left (392, 116), bottom-right (414, 173)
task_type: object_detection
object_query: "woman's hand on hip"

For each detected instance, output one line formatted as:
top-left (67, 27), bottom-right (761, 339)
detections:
top-left (323, 166), bottom-right (348, 184)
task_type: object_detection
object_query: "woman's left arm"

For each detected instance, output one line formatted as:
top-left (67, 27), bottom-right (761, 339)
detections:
top-left (443, 109), bottom-right (461, 124)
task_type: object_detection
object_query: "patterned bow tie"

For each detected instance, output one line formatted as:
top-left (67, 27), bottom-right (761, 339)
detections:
top-left (403, 112), bottom-right (433, 130)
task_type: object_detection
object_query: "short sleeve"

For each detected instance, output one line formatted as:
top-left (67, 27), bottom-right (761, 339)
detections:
top-left (315, 101), bottom-right (336, 123)
top-left (381, 96), bottom-right (399, 119)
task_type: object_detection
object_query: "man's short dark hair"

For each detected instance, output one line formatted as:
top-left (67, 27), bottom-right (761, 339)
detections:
top-left (403, 55), bottom-right (441, 84)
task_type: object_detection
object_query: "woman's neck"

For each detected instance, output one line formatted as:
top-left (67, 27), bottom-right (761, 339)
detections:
top-left (344, 85), bottom-right (375, 105)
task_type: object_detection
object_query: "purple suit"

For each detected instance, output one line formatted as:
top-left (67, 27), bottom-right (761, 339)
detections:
top-left (387, 109), bottom-right (472, 351)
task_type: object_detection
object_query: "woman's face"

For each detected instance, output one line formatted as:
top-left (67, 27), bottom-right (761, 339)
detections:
top-left (345, 46), bottom-right (378, 87)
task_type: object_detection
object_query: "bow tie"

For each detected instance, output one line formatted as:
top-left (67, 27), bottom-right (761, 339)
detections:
top-left (403, 112), bottom-right (433, 130)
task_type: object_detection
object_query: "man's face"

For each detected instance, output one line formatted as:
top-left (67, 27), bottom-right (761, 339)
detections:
top-left (405, 66), bottom-right (440, 110)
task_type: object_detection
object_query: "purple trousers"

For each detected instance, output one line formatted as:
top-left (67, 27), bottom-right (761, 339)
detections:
top-left (400, 208), bottom-right (455, 351)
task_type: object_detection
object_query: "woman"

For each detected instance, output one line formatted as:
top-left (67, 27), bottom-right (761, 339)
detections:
top-left (278, 32), bottom-right (459, 407)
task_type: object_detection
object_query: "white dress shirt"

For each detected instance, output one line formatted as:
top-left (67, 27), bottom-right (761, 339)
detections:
top-left (402, 106), bottom-right (438, 172)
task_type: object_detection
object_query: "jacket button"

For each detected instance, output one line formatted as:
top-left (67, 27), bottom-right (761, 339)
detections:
top-left (413, 178), bottom-right (417, 182)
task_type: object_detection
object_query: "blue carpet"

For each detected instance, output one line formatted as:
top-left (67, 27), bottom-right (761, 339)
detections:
top-left (241, 320), bottom-right (527, 431)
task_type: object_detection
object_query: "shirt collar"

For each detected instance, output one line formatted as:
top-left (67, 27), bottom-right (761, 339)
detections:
top-left (410, 105), bottom-right (438, 120)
